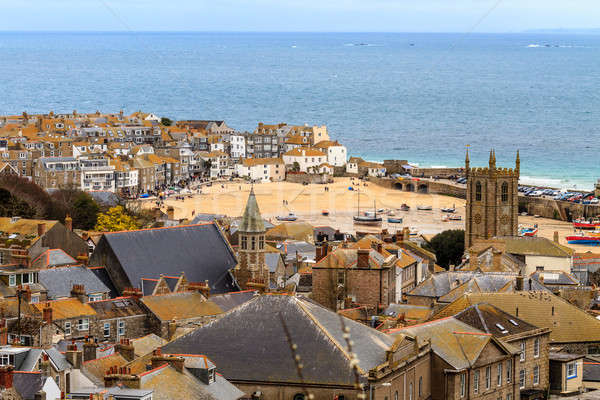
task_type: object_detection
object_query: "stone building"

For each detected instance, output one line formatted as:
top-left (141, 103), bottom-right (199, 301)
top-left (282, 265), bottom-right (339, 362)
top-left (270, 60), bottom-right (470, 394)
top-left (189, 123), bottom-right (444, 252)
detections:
top-left (465, 149), bottom-right (519, 248)
top-left (233, 189), bottom-right (269, 291)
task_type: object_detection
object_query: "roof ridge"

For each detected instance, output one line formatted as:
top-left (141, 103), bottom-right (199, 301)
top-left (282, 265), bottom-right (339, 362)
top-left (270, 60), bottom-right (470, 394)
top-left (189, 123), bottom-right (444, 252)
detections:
top-left (293, 296), bottom-right (366, 376)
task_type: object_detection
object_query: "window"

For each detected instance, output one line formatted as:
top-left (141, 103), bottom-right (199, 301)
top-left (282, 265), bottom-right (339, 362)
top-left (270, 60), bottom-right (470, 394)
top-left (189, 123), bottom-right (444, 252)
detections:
top-left (251, 236), bottom-right (256, 250)
top-left (460, 373), bottom-right (466, 397)
top-left (293, 394), bottom-right (305, 400)
top-left (567, 362), bottom-right (577, 379)
top-left (506, 394), bottom-right (511, 400)
top-left (475, 181), bottom-right (482, 201)
top-left (89, 294), bottom-right (103, 302)
top-left (8, 274), bottom-right (16, 287)
top-left (118, 320), bottom-right (125, 336)
top-left (533, 365), bottom-right (539, 385)
top-left (77, 318), bottom-right (89, 331)
top-left (474, 370), bottom-right (479, 394)
top-left (394, 392), bottom-right (398, 400)
top-left (534, 337), bottom-right (540, 358)
top-left (21, 273), bottom-right (33, 284)
top-left (64, 321), bottom-right (71, 335)
top-left (519, 369), bottom-right (525, 389)
top-left (241, 236), bottom-right (247, 250)
top-left (486, 366), bottom-right (491, 389)
top-left (259, 236), bottom-right (264, 250)
top-left (337, 270), bottom-right (345, 285)
top-left (103, 322), bottom-right (110, 337)
top-left (0, 354), bottom-right (14, 366)
top-left (419, 376), bottom-right (422, 397)
top-left (520, 341), bottom-right (526, 361)
top-left (507, 359), bottom-right (512, 383)
top-left (497, 363), bottom-right (503, 386)
top-left (501, 182), bottom-right (509, 202)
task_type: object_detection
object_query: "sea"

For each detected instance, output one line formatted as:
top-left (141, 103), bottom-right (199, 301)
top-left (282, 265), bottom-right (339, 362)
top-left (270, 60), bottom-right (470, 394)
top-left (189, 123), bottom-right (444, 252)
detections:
top-left (0, 32), bottom-right (599, 190)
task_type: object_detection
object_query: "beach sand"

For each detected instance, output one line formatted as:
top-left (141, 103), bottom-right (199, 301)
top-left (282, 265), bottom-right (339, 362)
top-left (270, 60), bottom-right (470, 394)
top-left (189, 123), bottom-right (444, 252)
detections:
top-left (144, 177), bottom-right (592, 252)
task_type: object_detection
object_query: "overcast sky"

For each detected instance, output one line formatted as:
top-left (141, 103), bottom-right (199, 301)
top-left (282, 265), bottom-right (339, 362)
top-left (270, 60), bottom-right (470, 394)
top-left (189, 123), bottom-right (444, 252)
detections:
top-left (1, 0), bottom-right (599, 32)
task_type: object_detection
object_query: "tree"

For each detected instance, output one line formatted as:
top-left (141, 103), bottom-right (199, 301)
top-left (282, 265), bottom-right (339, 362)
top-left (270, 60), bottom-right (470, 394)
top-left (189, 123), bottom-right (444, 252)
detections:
top-left (292, 162), bottom-right (300, 172)
top-left (160, 117), bottom-right (173, 126)
top-left (71, 192), bottom-right (100, 230)
top-left (423, 229), bottom-right (465, 269)
top-left (95, 206), bottom-right (140, 232)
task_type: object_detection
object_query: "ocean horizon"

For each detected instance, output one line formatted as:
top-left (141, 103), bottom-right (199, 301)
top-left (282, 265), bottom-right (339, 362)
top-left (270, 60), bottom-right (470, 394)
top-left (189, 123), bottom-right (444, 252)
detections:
top-left (1, 31), bottom-right (598, 190)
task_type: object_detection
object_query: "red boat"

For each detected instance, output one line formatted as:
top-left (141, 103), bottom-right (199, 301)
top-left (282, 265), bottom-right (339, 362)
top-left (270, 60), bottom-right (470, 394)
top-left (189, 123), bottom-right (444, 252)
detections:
top-left (573, 218), bottom-right (600, 230)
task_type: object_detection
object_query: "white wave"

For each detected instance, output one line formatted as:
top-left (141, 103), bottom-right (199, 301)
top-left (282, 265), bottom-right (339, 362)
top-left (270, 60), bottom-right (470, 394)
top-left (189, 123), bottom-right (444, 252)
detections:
top-left (527, 44), bottom-right (541, 48)
top-left (519, 175), bottom-right (593, 191)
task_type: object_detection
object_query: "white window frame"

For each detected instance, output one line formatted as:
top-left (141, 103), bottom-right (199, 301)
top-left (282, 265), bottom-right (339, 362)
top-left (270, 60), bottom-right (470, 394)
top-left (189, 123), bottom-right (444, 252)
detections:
top-left (460, 373), bottom-right (466, 397)
top-left (8, 274), bottom-right (16, 287)
top-left (497, 363), bottom-right (503, 386)
top-left (77, 318), bottom-right (89, 331)
top-left (519, 369), bottom-right (526, 389)
top-left (567, 362), bottom-right (577, 379)
top-left (64, 321), bottom-right (71, 335)
top-left (103, 322), bottom-right (110, 337)
top-left (533, 365), bottom-right (539, 385)
top-left (474, 370), bottom-right (479, 394)
top-left (534, 337), bottom-right (540, 358)
top-left (88, 294), bottom-right (103, 302)
top-left (520, 341), bottom-right (526, 362)
top-left (485, 366), bottom-right (491, 389)
top-left (118, 320), bottom-right (125, 336)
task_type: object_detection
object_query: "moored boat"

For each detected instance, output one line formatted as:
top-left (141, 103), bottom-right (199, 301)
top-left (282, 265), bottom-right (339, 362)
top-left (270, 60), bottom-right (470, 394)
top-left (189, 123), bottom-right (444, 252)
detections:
top-left (416, 205), bottom-right (432, 211)
top-left (573, 218), bottom-right (600, 230)
top-left (519, 226), bottom-right (538, 237)
top-left (277, 213), bottom-right (298, 221)
top-left (566, 231), bottom-right (600, 245)
top-left (441, 204), bottom-right (456, 213)
top-left (387, 217), bottom-right (403, 223)
top-left (400, 204), bottom-right (410, 211)
top-left (322, 210), bottom-right (329, 216)
top-left (448, 214), bottom-right (462, 221)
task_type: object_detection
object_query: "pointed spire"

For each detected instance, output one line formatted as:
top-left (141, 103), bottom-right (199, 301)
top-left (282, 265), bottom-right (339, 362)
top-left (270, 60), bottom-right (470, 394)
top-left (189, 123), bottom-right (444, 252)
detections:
top-left (239, 188), bottom-right (265, 233)
top-left (488, 149), bottom-right (494, 167)
top-left (515, 150), bottom-right (520, 174)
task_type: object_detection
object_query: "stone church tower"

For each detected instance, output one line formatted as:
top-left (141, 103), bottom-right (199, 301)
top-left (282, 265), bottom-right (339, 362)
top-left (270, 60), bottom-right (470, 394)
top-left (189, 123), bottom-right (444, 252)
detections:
top-left (234, 188), bottom-right (268, 290)
top-left (465, 149), bottom-right (520, 248)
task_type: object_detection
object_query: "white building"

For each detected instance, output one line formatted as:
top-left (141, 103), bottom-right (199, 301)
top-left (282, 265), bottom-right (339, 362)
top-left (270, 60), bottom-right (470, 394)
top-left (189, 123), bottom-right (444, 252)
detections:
top-left (236, 157), bottom-right (285, 182)
top-left (282, 148), bottom-right (327, 173)
top-left (229, 134), bottom-right (246, 158)
top-left (79, 157), bottom-right (116, 192)
top-left (314, 140), bottom-right (347, 167)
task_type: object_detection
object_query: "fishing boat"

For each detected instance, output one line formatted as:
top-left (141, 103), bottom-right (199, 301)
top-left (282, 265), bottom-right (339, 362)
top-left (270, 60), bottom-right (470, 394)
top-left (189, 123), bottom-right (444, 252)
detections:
top-left (409, 227), bottom-right (419, 236)
top-left (566, 230), bottom-right (600, 245)
top-left (441, 204), bottom-right (456, 213)
top-left (441, 215), bottom-right (449, 222)
top-left (322, 210), bottom-right (329, 216)
top-left (519, 226), bottom-right (538, 237)
top-left (448, 214), bottom-right (462, 221)
top-left (573, 218), bottom-right (600, 230)
top-left (416, 205), bottom-right (432, 211)
top-left (400, 204), bottom-right (410, 211)
top-left (276, 213), bottom-right (298, 221)
top-left (353, 193), bottom-right (382, 226)
top-left (387, 217), bottom-right (403, 224)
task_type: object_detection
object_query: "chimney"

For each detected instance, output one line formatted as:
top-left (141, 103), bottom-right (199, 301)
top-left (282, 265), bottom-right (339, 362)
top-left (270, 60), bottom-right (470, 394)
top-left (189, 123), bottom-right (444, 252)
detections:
top-left (357, 249), bottom-right (370, 269)
top-left (315, 244), bottom-right (328, 262)
top-left (402, 227), bottom-right (410, 241)
top-left (104, 366), bottom-right (140, 389)
top-left (167, 206), bottom-right (175, 220)
top-left (37, 223), bottom-right (46, 237)
top-left (34, 390), bottom-right (46, 400)
top-left (115, 339), bottom-right (135, 362)
top-left (151, 351), bottom-right (184, 373)
top-left (83, 338), bottom-right (98, 362)
top-left (42, 303), bottom-right (53, 324)
top-left (492, 249), bottom-right (502, 270)
top-left (168, 320), bottom-right (177, 341)
top-left (71, 284), bottom-right (87, 303)
top-left (65, 215), bottom-right (73, 232)
top-left (553, 231), bottom-right (559, 243)
top-left (0, 366), bottom-right (14, 389)
top-left (65, 342), bottom-right (83, 369)
top-left (516, 275), bottom-right (524, 291)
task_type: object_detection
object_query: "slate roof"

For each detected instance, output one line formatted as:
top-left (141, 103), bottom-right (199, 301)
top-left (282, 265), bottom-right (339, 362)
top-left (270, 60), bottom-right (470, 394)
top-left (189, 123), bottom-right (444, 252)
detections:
top-left (33, 298), bottom-right (96, 320)
top-left (238, 189), bottom-right (265, 233)
top-left (131, 334), bottom-right (167, 358)
top-left (31, 249), bottom-right (77, 268)
top-left (390, 317), bottom-right (516, 370)
top-left (38, 266), bottom-right (111, 299)
top-left (82, 353), bottom-right (128, 385)
top-left (88, 296), bottom-right (146, 320)
top-left (499, 236), bottom-right (574, 257)
top-left (583, 359), bottom-right (600, 382)
top-left (162, 294), bottom-right (395, 386)
top-left (433, 291), bottom-right (600, 344)
top-left (45, 347), bottom-right (72, 371)
top-left (139, 364), bottom-right (244, 400)
top-left (88, 267), bottom-right (119, 298)
top-left (453, 303), bottom-right (541, 338)
top-left (13, 371), bottom-right (45, 400)
top-left (383, 304), bottom-right (433, 321)
top-left (95, 224), bottom-right (238, 294)
top-left (209, 291), bottom-right (257, 313)
top-left (530, 270), bottom-right (579, 285)
top-left (140, 292), bottom-right (222, 321)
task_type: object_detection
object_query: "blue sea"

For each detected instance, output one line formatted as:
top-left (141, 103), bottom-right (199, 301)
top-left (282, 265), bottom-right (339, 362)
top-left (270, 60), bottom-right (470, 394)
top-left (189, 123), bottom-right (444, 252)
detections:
top-left (1, 32), bottom-right (599, 189)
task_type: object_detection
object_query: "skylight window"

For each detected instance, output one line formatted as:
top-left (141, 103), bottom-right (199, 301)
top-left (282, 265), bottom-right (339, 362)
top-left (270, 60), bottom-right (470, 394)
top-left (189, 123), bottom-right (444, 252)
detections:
top-left (509, 319), bottom-right (519, 326)
top-left (495, 323), bottom-right (508, 333)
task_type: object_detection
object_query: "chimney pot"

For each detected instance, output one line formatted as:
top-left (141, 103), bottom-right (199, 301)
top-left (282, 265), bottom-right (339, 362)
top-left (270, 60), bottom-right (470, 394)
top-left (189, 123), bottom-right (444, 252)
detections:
top-left (37, 223), bottom-right (46, 237)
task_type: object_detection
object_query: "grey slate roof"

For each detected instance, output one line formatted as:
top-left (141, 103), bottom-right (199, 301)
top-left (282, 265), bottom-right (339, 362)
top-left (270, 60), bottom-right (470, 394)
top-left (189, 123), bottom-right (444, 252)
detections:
top-left (95, 224), bottom-right (239, 294)
top-left (18, 348), bottom-right (43, 372)
top-left (38, 266), bottom-right (111, 299)
top-left (13, 372), bottom-right (45, 400)
top-left (162, 294), bottom-right (394, 386)
top-left (209, 291), bottom-right (257, 313)
top-left (238, 189), bottom-right (265, 233)
top-left (265, 252), bottom-right (283, 273)
top-left (31, 249), bottom-right (77, 268)
top-left (453, 303), bottom-right (540, 338)
top-left (45, 347), bottom-right (72, 371)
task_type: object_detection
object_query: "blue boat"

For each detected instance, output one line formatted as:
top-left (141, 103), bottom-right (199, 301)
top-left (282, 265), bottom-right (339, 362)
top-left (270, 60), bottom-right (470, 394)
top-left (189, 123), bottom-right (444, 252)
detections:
top-left (388, 217), bottom-right (403, 224)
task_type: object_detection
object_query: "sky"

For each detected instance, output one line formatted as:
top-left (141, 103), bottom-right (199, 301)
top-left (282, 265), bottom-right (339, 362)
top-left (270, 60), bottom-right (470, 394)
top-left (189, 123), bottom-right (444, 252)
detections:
top-left (1, 0), bottom-right (599, 32)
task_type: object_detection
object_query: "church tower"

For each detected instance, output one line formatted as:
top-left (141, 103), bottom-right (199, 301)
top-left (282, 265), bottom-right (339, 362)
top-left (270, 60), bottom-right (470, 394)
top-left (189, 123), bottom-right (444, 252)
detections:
top-left (234, 188), bottom-right (268, 290)
top-left (465, 149), bottom-right (519, 248)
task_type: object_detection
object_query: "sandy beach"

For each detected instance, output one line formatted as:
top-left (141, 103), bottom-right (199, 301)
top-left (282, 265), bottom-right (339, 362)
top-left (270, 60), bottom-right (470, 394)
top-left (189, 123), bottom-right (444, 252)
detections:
top-left (144, 177), bottom-right (591, 252)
